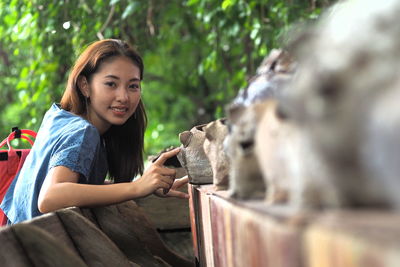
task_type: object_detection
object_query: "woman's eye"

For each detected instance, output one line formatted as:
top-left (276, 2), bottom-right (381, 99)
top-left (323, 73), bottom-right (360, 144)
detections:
top-left (129, 84), bottom-right (140, 91)
top-left (105, 81), bottom-right (116, 87)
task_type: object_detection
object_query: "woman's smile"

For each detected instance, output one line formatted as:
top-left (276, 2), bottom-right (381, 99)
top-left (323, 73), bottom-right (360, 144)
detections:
top-left (110, 106), bottom-right (129, 116)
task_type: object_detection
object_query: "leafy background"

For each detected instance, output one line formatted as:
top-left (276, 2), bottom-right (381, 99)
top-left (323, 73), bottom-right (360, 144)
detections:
top-left (0, 0), bottom-right (335, 156)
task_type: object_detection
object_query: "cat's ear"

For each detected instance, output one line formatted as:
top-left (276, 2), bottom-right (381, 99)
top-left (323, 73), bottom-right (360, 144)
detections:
top-left (179, 131), bottom-right (192, 147)
top-left (204, 121), bottom-right (217, 141)
top-left (227, 105), bottom-right (246, 125)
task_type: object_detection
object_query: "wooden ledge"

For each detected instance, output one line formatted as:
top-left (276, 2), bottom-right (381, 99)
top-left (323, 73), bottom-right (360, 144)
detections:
top-left (189, 184), bottom-right (400, 267)
top-left (189, 184), bottom-right (305, 267)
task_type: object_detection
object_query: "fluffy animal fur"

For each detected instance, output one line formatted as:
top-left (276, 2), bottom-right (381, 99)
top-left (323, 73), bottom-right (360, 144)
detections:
top-left (279, 0), bottom-right (400, 209)
top-left (226, 49), bottom-right (295, 200)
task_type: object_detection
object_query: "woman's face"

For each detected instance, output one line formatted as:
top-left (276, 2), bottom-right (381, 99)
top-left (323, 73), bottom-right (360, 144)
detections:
top-left (83, 56), bottom-right (141, 134)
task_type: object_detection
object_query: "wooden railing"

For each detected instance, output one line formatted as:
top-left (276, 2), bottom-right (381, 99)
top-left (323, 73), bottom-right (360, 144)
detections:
top-left (189, 184), bottom-right (400, 267)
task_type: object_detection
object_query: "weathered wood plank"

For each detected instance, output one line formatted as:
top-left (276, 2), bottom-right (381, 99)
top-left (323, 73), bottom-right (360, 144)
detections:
top-left (190, 184), bottom-right (305, 267)
top-left (158, 229), bottom-right (194, 262)
top-left (135, 184), bottom-right (190, 230)
top-left (56, 209), bottom-right (135, 267)
top-left (211, 195), bottom-right (303, 267)
top-left (81, 201), bottom-right (194, 267)
top-left (199, 185), bottom-right (214, 267)
top-left (305, 211), bottom-right (400, 267)
top-left (22, 212), bottom-right (80, 256)
top-left (188, 184), bottom-right (201, 265)
top-left (190, 184), bottom-right (400, 267)
top-left (0, 226), bottom-right (32, 266)
top-left (12, 224), bottom-right (88, 267)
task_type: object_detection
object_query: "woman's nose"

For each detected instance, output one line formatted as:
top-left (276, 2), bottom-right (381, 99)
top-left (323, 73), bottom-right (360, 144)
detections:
top-left (116, 87), bottom-right (129, 102)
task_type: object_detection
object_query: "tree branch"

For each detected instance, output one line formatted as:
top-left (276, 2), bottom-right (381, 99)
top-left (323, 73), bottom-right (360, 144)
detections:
top-left (0, 44), bottom-right (10, 68)
top-left (146, 0), bottom-right (155, 36)
top-left (244, 33), bottom-right (254, 78)
top-left (97, 4), bottom-right (115, 40)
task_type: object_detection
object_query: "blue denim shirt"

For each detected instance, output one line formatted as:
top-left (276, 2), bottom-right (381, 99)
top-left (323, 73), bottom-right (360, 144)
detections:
top-left (0, 103), bottom-right (108, 224)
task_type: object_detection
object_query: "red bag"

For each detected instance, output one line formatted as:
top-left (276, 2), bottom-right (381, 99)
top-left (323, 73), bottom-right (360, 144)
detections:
top-left (0, 128), bottom-right (37, 225)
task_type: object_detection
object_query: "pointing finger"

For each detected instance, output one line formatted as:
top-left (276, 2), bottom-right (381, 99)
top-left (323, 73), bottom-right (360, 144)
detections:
top-left (167, 190), bottom-right (190, 199)
top-left (173, 176), bottom-right (189, 189)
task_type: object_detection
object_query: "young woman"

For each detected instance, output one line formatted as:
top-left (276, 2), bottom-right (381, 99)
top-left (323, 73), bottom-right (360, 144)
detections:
top-left (1, 39), bottom-right (188, 224)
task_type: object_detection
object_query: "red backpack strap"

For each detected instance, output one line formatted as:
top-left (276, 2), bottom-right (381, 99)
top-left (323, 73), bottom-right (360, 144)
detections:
top-left (0, 128), bottom-right (37, 150)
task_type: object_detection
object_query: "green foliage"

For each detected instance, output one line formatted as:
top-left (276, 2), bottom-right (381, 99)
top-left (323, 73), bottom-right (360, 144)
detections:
top-left (0, 0), bottom-right (336, 156)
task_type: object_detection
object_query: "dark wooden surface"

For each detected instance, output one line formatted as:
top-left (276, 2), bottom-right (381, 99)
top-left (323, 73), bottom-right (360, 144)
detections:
top-left (158, 229), bottom-right (194, 261)
top-left (136, 184), bottom-right (191, 230)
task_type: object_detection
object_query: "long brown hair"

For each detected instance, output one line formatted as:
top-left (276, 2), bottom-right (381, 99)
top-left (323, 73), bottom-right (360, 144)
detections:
top-left (60, 39), bottom-right (147, 182)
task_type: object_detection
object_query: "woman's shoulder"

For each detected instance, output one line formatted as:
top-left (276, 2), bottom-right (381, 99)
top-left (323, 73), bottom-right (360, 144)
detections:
top-left (41, 104), bottom-right (100, 141)
top-left (45, 103), bottom-right (94, 127)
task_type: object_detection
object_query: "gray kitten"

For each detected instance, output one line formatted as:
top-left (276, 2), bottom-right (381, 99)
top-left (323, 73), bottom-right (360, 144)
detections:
top-left (225, 103), bottom-right (268, 199)
top-left (279, 0), bottom-right (400, 209)
top-left (256, 100), bottom-right (338, 209)
top-left (226, 49), bottom-right (295, 200)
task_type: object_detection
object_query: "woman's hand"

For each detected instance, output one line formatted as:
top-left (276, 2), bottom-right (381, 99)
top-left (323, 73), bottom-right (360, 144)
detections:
top-left (154, 175), bottom-right (190, 199)
top-left (133, 147), bottom-right (182, 198)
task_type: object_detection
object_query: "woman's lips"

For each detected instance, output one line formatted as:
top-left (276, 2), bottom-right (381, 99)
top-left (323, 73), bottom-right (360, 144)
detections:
top-left (110, 106), bottom-right (128, 116)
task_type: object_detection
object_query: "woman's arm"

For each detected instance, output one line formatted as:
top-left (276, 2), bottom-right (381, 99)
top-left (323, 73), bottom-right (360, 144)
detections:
top-left (38, 148), bottom-right (184, 213)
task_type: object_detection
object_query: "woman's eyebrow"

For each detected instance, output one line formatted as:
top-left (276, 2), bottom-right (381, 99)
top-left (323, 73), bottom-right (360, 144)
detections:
top-left (104, 74), bottom-right (140, 82)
